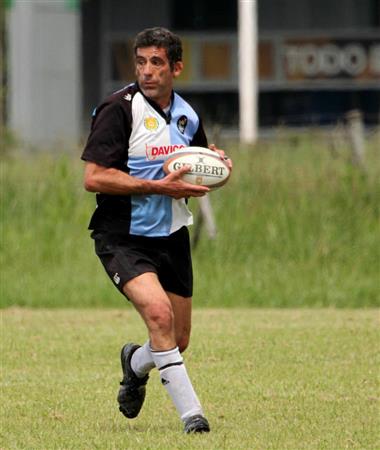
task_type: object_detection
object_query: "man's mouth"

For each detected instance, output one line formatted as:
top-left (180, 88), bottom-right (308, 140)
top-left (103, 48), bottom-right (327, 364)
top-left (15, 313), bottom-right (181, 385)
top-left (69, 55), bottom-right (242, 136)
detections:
top-left (143, 82), bottom-right (157, 88)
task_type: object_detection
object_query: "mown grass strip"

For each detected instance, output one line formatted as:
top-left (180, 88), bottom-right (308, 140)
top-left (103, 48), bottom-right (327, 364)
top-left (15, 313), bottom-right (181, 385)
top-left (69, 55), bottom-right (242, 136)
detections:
top-left (1, 308), bottom-right (379, 449)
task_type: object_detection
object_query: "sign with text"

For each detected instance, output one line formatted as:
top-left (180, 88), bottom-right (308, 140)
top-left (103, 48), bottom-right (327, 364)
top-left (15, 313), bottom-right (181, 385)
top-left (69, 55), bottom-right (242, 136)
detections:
top-left (284, 38), bottom-right (380, 81)
top-left (104, 33), bottom-right (380, 94)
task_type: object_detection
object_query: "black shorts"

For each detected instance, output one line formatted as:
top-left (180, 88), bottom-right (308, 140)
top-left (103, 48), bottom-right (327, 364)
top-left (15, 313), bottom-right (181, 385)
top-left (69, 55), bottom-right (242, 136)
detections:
top-left (91, 226), bottom-right (193, 299)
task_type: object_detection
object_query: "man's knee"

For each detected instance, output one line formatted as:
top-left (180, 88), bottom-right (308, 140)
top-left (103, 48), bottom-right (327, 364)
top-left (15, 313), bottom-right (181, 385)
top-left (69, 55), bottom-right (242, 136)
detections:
top-left (146, 301), bottom-right (174, 334)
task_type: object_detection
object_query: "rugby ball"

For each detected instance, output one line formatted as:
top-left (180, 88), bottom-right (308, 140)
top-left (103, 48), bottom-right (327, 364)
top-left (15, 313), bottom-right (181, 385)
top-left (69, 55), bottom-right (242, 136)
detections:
top-left (163, 146), bottom-right (230, 188)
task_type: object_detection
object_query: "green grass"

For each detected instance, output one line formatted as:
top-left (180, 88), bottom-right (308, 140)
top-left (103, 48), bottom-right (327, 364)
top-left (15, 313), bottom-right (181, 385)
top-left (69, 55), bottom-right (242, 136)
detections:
top-left (193, 134), bottom-right (380, 308)
top-left (1, 132), bottom-right (379, 307)
top-left (1, 308), bottom-right (379, 449)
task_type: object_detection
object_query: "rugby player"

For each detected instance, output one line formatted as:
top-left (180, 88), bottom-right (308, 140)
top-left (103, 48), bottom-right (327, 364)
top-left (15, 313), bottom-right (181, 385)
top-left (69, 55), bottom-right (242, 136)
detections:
top-left (81, 27), bottom-right (231, 433)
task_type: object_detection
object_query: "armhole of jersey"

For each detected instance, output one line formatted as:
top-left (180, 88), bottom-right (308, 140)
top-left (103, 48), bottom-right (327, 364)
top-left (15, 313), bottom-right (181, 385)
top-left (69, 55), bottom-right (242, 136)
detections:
top-left (190, 117), bottom-right (208, 148)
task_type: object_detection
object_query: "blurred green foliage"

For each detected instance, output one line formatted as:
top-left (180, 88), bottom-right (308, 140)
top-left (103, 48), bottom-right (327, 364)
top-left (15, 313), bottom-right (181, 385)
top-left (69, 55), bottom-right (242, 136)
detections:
top-left (1, 131), bottom-right (379, 307)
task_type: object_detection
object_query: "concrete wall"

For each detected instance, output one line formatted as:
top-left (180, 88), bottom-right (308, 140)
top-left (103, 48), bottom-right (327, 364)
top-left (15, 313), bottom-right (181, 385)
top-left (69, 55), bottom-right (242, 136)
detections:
top-left (8, 0), bottom-right (81, 147)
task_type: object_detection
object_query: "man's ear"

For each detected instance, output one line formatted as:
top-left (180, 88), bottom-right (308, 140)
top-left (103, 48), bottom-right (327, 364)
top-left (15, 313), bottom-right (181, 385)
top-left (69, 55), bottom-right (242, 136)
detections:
top-left (173, 61), bottom-right (184, 78)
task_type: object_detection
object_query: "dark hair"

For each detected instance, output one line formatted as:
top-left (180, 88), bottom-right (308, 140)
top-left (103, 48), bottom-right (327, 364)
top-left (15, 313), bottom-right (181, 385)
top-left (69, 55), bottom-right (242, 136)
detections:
top-left (134, 27), bottom-right (183, 67)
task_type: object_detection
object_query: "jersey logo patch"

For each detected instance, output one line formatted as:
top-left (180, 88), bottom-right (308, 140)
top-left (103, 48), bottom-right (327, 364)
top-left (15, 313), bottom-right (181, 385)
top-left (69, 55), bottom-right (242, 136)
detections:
top-left (177, 115), bottom-right (188, 134)
top-left (144, 116), bottom-right (159, 131)
top-left (145, 143), bottom-right (186, 161)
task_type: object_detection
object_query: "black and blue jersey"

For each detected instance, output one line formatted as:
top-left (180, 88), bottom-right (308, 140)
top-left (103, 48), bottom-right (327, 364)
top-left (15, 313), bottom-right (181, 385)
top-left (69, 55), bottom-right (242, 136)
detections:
top-left (81, 83), bottom-right (208, 237)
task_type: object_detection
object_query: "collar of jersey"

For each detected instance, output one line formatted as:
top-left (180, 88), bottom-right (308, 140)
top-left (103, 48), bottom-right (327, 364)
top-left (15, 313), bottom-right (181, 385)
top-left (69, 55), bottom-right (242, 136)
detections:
top-left (135, 82), bottom-right (174, 123)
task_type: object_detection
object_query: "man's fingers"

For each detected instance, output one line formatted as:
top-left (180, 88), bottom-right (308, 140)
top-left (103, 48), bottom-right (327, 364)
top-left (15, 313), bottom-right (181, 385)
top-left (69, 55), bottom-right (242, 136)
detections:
top-left (174, 165), bottom-right (192, 176)
top-left (162, 165), bottom-right (210, 198)
top-left (208, 144), bottom-right (228, 160)
top-left (167, 165), bottom-right (191, 181)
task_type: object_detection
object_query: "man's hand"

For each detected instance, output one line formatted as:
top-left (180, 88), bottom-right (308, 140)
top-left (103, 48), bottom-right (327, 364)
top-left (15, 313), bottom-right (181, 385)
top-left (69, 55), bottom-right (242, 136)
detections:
top-left (157, 165), bottom-right (210, 199)
top-left (208, 144), bottom-right (233, 171)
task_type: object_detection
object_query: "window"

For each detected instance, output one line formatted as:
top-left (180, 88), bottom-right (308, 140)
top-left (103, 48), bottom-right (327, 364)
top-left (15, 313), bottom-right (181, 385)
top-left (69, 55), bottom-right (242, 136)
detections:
top-left (171, 0), bottom-right (237, 30)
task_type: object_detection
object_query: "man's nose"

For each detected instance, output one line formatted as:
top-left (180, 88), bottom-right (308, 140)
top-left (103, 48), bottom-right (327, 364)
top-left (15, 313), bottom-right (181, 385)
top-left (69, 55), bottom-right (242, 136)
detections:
top-left (142, 62), bottom-right (153, 76)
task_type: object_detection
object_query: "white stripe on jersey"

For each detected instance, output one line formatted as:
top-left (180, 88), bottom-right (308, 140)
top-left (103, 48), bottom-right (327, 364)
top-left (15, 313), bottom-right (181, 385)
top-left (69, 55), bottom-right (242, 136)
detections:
top-left (127, 91), bottom-right (199, 237)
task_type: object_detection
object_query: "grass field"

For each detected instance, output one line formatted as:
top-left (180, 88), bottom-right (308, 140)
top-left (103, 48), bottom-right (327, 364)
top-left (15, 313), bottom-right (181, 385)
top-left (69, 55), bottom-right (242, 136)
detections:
top-left (1, 132), bottom-right (379, 308)
top-left (1, 307), bottom-right (379, 449)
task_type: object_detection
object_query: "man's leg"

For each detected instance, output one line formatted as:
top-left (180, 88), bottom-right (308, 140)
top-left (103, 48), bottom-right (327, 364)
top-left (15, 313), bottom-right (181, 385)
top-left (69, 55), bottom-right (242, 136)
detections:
top-left (123, 272), bottom-right (176, 349)
top-left (120, 272), bottom-right (209, 431)
top-left (130, 291), bottom-right (191, 377)
top-left (167, 291), bottom-right (192, 352)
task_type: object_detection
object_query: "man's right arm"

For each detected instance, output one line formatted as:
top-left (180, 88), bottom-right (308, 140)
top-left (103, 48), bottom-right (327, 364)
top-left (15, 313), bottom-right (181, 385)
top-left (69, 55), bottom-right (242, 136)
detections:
top-left (84, 162), bottom-right (209, 199)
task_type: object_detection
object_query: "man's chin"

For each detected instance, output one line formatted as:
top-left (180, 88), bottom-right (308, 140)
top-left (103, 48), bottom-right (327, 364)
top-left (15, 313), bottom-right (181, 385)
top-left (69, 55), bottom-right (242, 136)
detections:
top-left (141, 86), bottom-right (158, 99)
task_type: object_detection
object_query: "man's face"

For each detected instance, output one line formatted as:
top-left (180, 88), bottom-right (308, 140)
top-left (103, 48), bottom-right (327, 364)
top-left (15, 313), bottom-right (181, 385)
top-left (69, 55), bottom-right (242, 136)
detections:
top-left (135, 46), bottom-right (183, 108)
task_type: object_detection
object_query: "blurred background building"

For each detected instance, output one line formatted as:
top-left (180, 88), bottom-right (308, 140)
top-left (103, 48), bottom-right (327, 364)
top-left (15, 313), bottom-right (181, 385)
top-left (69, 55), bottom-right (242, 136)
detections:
top-left (4, 0), bottom-right (380, 146)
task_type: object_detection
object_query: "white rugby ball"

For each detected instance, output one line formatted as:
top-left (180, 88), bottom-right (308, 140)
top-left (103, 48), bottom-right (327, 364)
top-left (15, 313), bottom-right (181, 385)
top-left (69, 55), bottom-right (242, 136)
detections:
top-left (163, 146), bottom-right (230, 188)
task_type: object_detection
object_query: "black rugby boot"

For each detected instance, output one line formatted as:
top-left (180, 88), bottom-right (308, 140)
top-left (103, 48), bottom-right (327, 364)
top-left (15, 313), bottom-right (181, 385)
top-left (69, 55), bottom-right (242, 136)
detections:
top-left (117, 343), bottom-right (149, 419)
top-left (184, 414), bottom-right (210, 433)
